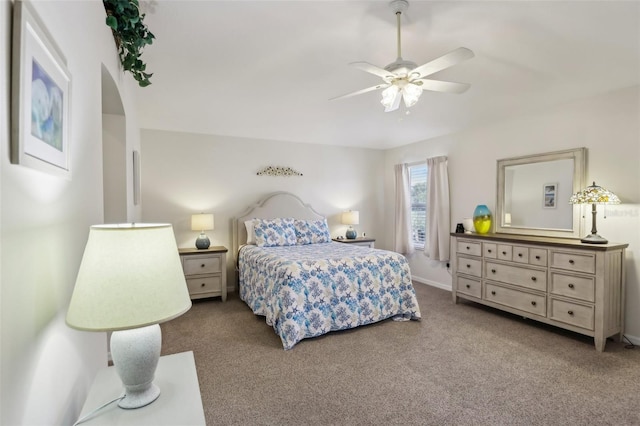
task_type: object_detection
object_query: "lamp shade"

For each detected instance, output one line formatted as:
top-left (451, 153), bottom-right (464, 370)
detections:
top-left (191, 213), bottom-right (214, 231)
top-left (66, 224), bottom-right (192, 331)
top-left (569, 182), bottom-right (621, 205)
top-left (342, 210), bottom-right (360, 225)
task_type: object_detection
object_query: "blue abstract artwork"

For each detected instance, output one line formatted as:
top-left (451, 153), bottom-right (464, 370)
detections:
top-left (31, 59), bottom-right (63, 151)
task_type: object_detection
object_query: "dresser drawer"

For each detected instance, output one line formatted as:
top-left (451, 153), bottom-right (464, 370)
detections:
top-left (457, 256), bottom-right (482, 278)
top-left (183, 255), bottom-right (222, 275)
top-left (457, 240), bottom-right (482, 257)
top-left (483, 243), bottom-right (497, 259)
top-left (512, 246), bottom-right (529, 264)
top-left (550, 272), bottom-right (595, 302)
top-left (457, 276), bottom-right (482, 298)
top-left (186, 275), bottom-right (222, 295)
top-left (529, 248), bottom-right (548, 267)
top-left (485, 261), bottom-right (547, 292)
top-left (549, 298), bottom-right (594, 330)
top-left (550, 250), bottom-right (595, 274)
top-left (485, 283), bottom-right (546, 317)
top-left (497, 244), bottom-right (513, 261)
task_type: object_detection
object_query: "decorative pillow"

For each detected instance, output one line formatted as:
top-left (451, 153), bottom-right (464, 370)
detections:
top-left (294, 219), bottom-right (331, 245)
top-left (245, 219), bottom-right (256, 245)
top-left (254, 218), bottom-right (297, 247)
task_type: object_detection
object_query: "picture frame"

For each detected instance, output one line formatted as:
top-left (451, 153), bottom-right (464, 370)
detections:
top-left (11, 0), bottom-right (72, 177)
top-left (133, 150), bottom-right (141, 205)
top-left (543, 183), bottom-right (557, 209)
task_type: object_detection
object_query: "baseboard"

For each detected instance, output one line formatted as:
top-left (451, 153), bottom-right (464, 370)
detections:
top-left (411, 276), bottom-right (451, 292)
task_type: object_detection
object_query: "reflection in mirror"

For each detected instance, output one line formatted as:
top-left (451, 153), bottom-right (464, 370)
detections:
top-left (496, 148), bottom-right (586, 238)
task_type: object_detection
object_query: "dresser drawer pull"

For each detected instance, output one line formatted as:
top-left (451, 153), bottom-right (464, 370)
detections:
top-left (535, 255), bottom-right (541, 260)
top-left (531, 301), bottom-right (537, 306)
top-left (568, 310), bottom-right (574, 316)
top-left (502, 251), bottom-right (507, 255)
top-left (487, 249), bottom-right (492, 253)
top-left (201, 283), bottom-right (206, 287)
top-left (465, 284), bottom-right (470, 289)
top-left (518, 253), bottom-right (523, 257)
top-left (569, 259), bottom-right (575, 265)
top-left (531, 276), bottom-right (537, 282)
top-left (491, 291), bottom-right (496, 295)
top-left (491, 269), bottom-right (496, 273)
top-left (466, 264), bottom-right (471, 268)
top-left (568, 283), bottom-right (575, 289)
top-left (466, 246), bottom-right (470, 250)
top-left (201, 264), bottom-right (206, 268)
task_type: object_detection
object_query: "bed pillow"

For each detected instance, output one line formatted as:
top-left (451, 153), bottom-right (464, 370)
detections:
top-left (254, 218), bottom-right (297, 247)
top-left (294, 218), bottom-right (331, 245)
top-left (245, 219), bottom-right (256, 245)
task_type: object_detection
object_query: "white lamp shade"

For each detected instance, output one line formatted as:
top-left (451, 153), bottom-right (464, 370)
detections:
top-left (66, 224), bottom-right (192, 331)
top-left (191, 213), bottom-right (214, 231)
top-left (342, 211), bottom-right (360, 226)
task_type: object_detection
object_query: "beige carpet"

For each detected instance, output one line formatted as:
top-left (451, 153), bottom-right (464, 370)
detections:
top-left (161, 283), bottom-right (640, 425)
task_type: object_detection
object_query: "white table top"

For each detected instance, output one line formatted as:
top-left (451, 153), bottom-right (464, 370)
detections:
top-left (77, 351), bottom-right (205, 425)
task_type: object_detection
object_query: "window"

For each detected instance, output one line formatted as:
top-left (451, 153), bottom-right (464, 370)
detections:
top-left (409, 163), bottom-right (427, 247)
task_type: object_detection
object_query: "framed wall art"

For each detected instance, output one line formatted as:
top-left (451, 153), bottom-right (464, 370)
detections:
top-left (543, 183), bottom-right (557, 208)
top-left (11, 0), bottom-right (72, 177)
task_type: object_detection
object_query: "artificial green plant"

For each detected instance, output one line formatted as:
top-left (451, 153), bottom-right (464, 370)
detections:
top-left (103, 0), bottom-right (155, 87)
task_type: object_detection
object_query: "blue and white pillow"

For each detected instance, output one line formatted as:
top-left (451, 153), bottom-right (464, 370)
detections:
top-left (254, 218), bottom-right (297, 247)
top-left (294, 219), bottom-right (331, 245)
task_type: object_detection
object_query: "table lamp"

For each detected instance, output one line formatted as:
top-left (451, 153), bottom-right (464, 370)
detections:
top-left (66, 223), bottom-right (192, 409)
top-left (342, 210), bottom-right (359, 239)
top-left (569, 181), bottom-right (620, 244)
top-left (191, 213), bottom-right (214, 249)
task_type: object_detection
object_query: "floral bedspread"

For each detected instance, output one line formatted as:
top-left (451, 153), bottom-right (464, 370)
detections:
top-left (239, 242), bottom-right (421, 349)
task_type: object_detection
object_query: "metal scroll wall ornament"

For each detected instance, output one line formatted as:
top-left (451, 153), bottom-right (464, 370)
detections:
top-left (256, 166), bottom-right (303, 177)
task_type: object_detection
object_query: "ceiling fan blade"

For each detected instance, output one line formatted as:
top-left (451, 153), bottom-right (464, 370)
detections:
top-left (330, 83), bottom-right (389, 101)
top-left (384, 90), bottom-right (402, 112)
top-left (350, 62), bottom-right (395, 80)
top-left (410, 47), bottom-right (475, 79)
top-left (414, 79), bottom-right (471, 94)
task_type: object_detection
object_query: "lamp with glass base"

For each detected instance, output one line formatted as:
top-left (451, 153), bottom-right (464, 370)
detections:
top-left (342, 210), bottom-right (360, 239)
top-left (66, 223), bottom-right (192, 409)
top-left (191, 213), bottom-right (214, 249)
top-left (569, 181), bottom-right (620, 244)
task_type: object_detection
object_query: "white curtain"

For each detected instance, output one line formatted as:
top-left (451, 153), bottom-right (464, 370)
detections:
top-left (425, 156), bottom-right (450, 261)
top-left (394, 163), bottom-right (414, 255)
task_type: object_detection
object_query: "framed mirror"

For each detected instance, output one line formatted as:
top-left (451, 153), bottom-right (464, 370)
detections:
top-left (496, 148), bottom-right (586, 238)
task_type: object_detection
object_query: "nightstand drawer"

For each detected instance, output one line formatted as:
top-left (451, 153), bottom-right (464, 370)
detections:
top-left (183, 255), bottom-right (221, 275)
top-left (186, 275), bottom-right (222, 295)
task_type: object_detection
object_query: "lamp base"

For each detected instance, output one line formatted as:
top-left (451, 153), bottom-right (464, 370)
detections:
top-left (345, 227), bottom-right (357, 239)
top-left (195, 233), bottom-right (210, 249)
top-left (581, 233), bottom-right (608, 244)
top-left (110, 324), bottom-right (162, 409)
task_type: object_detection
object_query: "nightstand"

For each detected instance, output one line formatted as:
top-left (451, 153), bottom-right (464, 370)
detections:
top-left (179, 246), bottom-right (227, 301)
top-left (332, 237), bottom-right (376, 248)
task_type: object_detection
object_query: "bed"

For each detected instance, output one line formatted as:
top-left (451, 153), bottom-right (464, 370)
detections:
top-left (233, 192), bottom-right (421, 350)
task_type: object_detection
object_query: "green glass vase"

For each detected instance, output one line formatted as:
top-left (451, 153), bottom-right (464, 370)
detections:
top-left (473, 205), bottom-right (492, 234)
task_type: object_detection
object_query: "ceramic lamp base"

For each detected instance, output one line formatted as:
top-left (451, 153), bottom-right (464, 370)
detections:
top-left (345, 227), bottom-right (357, 239)
top-left (195, 233), bottom-right (210, 249)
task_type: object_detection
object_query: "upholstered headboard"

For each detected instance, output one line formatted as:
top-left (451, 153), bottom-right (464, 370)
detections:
top-left (232, 192), bottom-right (325, 259)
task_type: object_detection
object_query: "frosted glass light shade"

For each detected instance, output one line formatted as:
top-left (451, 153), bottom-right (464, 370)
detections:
top-left (402, 83), bottom-right (423, 108)
top-left (66, 223), bottom-right (192, 331)
top-left (191, 213), bottom-right (214, 231)
top-left (342, 211), bottom-right (360, 225)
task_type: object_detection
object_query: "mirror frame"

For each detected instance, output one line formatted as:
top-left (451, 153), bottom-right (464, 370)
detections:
top-left (496, 147), bottom-right (587, 239)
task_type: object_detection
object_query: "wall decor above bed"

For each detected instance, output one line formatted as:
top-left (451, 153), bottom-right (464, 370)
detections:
top-left (256, 166), bottom-right (303, 177)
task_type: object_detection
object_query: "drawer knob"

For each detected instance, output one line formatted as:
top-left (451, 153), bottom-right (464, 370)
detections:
top-left (531, 301), bottom-right (537, 306)
top-left (201, 264), bottom-right (206, 268)
top-left (466, 264), bottom-right (471, 268)
top-left (466, 284), bottom-right (470, 289)
top-left (466, 246), bottom-right (470, 250)
top-left (535, 255), bottom-right (541, 260)
top-left (201, 283), bottom-right (206, 287)
top-left (568, 310), bottom-right (574, 316)
top-left (487, 249), bottom-right (492, 253)
top-left (518, 253), bottom-right (523, 257)
top-left (491, 269), bottom-right (496, 273)
top-left (531, 276), bottom-right (537, 282)
top-left (568, 283), bottom-right (575, 289)
top-left (502, 251), bottom-right (507, 255)
top-left (569, 259), bottom-right (575, 264)
top-left (491, 291), bottom-right (496, 295)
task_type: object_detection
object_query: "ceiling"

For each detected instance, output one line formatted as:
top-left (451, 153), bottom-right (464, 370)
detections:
top-left (134, 1), bottom-right (640, 150)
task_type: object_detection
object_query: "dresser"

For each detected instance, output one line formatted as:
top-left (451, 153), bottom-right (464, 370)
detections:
top-left (179, 247), bottom-right (228, 301)
top-left (450, 233), bottom-right (627, 351)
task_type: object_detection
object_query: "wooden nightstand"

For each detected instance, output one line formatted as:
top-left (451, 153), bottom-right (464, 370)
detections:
top-left (332, 237), bottom-right (376, 248)
top-left (179, 246), bottom-right (228, 301)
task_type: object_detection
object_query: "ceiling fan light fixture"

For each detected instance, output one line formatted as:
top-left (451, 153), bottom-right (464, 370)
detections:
top-left (402, 83), bottom-right (423, 108)
top-left (381, 85), bottom-right (400, 109)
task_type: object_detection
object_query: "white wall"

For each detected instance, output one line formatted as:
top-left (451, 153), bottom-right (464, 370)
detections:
top-left (1, 1), bottom-right (141, 424)
top-left (384, 86), bottom-right (640, 342)
top-left (140, 129), bottom-right (385, 286)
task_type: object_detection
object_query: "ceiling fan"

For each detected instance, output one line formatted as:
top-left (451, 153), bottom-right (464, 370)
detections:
top-left (331, 0), bottom-right (474, 112)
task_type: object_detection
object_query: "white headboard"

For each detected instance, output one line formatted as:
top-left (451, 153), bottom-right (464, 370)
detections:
top-left (232, 192), bottom-right (325, 258)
